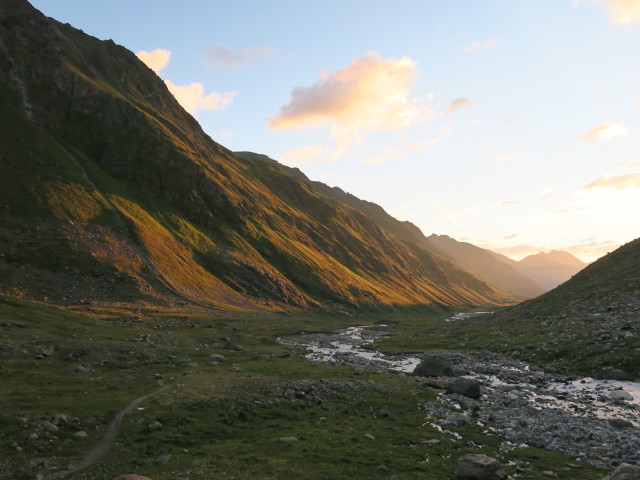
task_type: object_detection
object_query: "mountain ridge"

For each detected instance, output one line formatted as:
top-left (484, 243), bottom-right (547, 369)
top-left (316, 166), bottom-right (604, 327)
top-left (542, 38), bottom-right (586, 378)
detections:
top-left (0, 0), bottom-right (518, 311)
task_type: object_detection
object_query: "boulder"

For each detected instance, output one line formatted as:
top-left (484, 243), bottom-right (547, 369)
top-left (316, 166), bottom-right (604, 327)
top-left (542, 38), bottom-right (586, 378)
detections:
top-left (447, 377), bottom-right (482, 399)
top-left (606, 463), bottom-right (640, 480)
top-left (608, 419), bottom-right (635, 430)
top-left (594, 369), bottom-right (628, 380)
top-left (452, 454), bottom-right (508, 480)
top-left (413, 356), bottom-right (456, 377)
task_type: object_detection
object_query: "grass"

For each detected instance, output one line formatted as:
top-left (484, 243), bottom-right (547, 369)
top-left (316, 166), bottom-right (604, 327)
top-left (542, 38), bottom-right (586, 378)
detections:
top-left (0, 296), bottom-right (607, 479)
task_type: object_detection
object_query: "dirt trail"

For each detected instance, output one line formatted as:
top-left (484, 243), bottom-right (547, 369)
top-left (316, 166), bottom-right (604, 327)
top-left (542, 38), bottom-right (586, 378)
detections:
top-left (43, 386), bottom-right (168, 480)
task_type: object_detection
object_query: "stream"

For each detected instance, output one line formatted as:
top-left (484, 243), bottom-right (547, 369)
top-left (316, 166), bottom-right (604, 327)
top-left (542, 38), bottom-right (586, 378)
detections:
top-left (282, 318), bottom-right (640, 469)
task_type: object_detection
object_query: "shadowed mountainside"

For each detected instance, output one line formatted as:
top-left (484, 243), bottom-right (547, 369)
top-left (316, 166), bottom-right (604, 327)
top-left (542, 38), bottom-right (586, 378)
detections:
top-left (515, 250), bottom-right (586, 290)
top-left (0, 0), bottom-right (519, 311)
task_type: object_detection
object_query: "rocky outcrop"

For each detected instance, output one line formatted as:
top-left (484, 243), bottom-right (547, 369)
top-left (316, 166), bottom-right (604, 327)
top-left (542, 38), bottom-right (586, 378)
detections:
top-left (452, 454), bottom-right (508, 480)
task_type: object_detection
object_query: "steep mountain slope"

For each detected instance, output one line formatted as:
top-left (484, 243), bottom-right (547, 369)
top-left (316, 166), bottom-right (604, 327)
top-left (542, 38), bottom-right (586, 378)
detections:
top-left (0, 0), bottom-right (517, 311)
top-left (427, 235), bottom-right (544, 299)
top-left (515, 250), bottom-right (586, 290)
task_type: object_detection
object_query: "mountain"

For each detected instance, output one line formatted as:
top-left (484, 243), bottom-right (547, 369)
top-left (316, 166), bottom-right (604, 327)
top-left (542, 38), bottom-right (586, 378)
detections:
top-left (515, 250), bottom-right (586, 290)
top-left (427, 235), bottom-right (544, 299)
top-left (0, 0), bottom-right (518, 312)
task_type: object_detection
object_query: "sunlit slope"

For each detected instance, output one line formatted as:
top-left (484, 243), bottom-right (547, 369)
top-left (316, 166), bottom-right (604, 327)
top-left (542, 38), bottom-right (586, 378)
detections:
top-left (0, 0), bottom-right (517, 310)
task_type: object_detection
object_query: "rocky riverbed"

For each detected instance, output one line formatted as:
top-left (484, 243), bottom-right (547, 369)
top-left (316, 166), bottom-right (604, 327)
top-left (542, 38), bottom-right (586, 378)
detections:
top-left (283, 322), bottom-right (640, 470)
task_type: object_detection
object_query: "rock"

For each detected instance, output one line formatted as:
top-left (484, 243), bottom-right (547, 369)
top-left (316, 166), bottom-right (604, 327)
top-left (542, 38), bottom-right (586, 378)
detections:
top-left (609, 419), bottom-right (635, 430)
top-left (377, 409), bottom-right (391, 418)
top-left (73, 431), bottom-right (89, 437)
top-left (271, 352), bottom-right (291, 358)
top-left (452, 454), bottom-right (508, 480)
top-left (53, 414), bottom-right (69, 425)
top-left (223, 342), bottom-right (243, 351)
top-left (541, 471), bottom-right (556, 478)
top-left (208, 354), bottom-right (225, 361)
top-left (41, 421), bottom-right (58, 433)
top-left (155, 454), bottom-right (171, 464)
top-left (607, 463), bottom-right (640, 479)
top-left (279, 437), bottom-right (299, 443)
top-left (149, 421), bottom-right (162, 430)
top-left (447, 377), bottom-right (482, 399)
top-left (73, 365), bottom-right (90, 374)
top-left (595, 369), bottom-right (628, 380)
top-left (113, 476), bottom-right (154, 480)
top-left (422, 439), bottom-right (441, 446)
top-left (413, 356), bottom-right (456, 377)
top-left (610, 391), bottom-right (633, 402)
top-left (363, 433), bottom-right (376, 440)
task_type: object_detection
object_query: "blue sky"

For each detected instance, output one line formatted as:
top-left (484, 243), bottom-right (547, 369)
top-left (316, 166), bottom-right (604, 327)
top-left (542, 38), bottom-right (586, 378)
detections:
top-left (30, 0), bottom-right (640, 261)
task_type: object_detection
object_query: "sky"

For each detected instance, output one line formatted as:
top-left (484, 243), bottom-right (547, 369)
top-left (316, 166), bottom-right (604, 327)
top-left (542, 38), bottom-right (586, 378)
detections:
top-left (30, 0), bottom-right (640, 263)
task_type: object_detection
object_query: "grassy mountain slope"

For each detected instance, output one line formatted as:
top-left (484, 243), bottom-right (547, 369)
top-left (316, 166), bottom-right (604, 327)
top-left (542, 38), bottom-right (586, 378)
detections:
top-left (0, 0), bottom-right (517, 311)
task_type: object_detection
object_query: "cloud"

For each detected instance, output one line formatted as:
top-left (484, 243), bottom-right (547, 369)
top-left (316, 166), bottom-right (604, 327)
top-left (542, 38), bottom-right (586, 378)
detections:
top-left (503, 233), bottom-right (520, 240)
top-left (599, 0), bottom-right (640, 25)
top-left (620, 158), bottom-right (640, 169)
top-left (164, 81), bottom-right (236, 116)
top-left (136, 49), bottom-right (171, 74)
top-left (442, 98), bottom-right (472, 116)
top-left (204, 45), bottom-right (274, 70)
top-left (269, 52), bottom-right (433, 160)
top-left (498, 200), bottom-right (517, 206)
top-left (579, 122), bottom-right (630, 141)
top-left (535, 188), bottom-right (555, 199)
top-left (279, 145), bottom-right (325, 167)
top-left (502, 117), bottom-right (523, 126)
top-left (546, 207), bottom-right (591, 215)
top-left (464, 37), bottom-right (500, 52)
top-left (582, 173), bottom-right (640, 190)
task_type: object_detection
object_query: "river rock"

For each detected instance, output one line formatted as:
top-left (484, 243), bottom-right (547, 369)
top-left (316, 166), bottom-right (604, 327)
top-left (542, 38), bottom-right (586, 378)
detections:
top-left (608, 419), bottom-right (634, 430)
top-left (447, 377), bottom-right (482, 399)
top-left (606, 463), bottom-right (640, 479)
top-left (595, 369), bottom-right (628, 380)
top-left (452, 454), bottom-right (508, 479)
top-left (413, 356), bottom-right (456, 377)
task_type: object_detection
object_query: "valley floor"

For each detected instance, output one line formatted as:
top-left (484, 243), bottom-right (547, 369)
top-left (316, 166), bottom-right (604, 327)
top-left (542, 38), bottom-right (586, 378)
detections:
top-left (0, 297), bottom-right (635, 479)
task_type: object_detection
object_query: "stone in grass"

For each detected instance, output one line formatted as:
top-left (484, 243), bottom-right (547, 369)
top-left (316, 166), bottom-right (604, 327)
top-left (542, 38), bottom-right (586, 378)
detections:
top-left (452, 454), bottom-right (508, 480)
top-left (607, 463), bottom-right (640, 480)
top-left (155, 454), bottom-right (171, 464)
top-left (279, 437), bottom-right (299, 443)
top-left (447, 377), bottom-right (482, 399)
top-left (594, 368), bottom-right (628, 381)
top-left (413, 356), bottom-right (456, 377)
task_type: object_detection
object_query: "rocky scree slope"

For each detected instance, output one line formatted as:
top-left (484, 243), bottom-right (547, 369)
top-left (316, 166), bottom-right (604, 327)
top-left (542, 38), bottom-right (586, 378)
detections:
top-left (0, 0), bottom-right (518, 311)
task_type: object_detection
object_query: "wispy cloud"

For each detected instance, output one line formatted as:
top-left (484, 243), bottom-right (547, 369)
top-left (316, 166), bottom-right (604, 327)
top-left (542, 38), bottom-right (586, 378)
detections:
top-left (442, 98), bottom-right (472, 116)
top-left (583, 173), bottom-right (640, 190)
top-left (279, 145), bottom-right (325, 167)
top-left (464, 37), bottom-right (500, 52)
top-left (535, 188), bottom-right (555, 199)
top-left (204, 45), bottom-right (275, 70)
top-left (600, 0), bottom-right (640, 25)
top-left (136, 49), bottom-right (171, 74)
top-left (620, 158), bottom-right (640, 169)
top-left (498, 200), bottom-right (517, 206)
top-left (546, 207), bottom-right (591, 215)
top-left (579, 122), bottom-right (630, 141)
top-left (503, 233), bottom-right (520, 239)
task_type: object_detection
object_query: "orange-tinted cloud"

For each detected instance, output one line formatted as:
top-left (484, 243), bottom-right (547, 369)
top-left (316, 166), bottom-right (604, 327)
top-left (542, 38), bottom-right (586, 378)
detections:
top-left (579, 122), bottom-right (630, 141)
top-left (279, 145), bottom-right (325, 167)
top-left (136, 49), bottom-right (172, 74)
top-left (269, 52), bottom-right (431, 132)
top-left (204, 45), bottom-right (274, 70)
top-left (442, 98), bottom-right (472, 116)
top-left (600, 0), bottom-right (640, 25)
top-left (583, 173), bottom-right (640, 190)
top-left (165, 81), bottom-right (236, 116)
